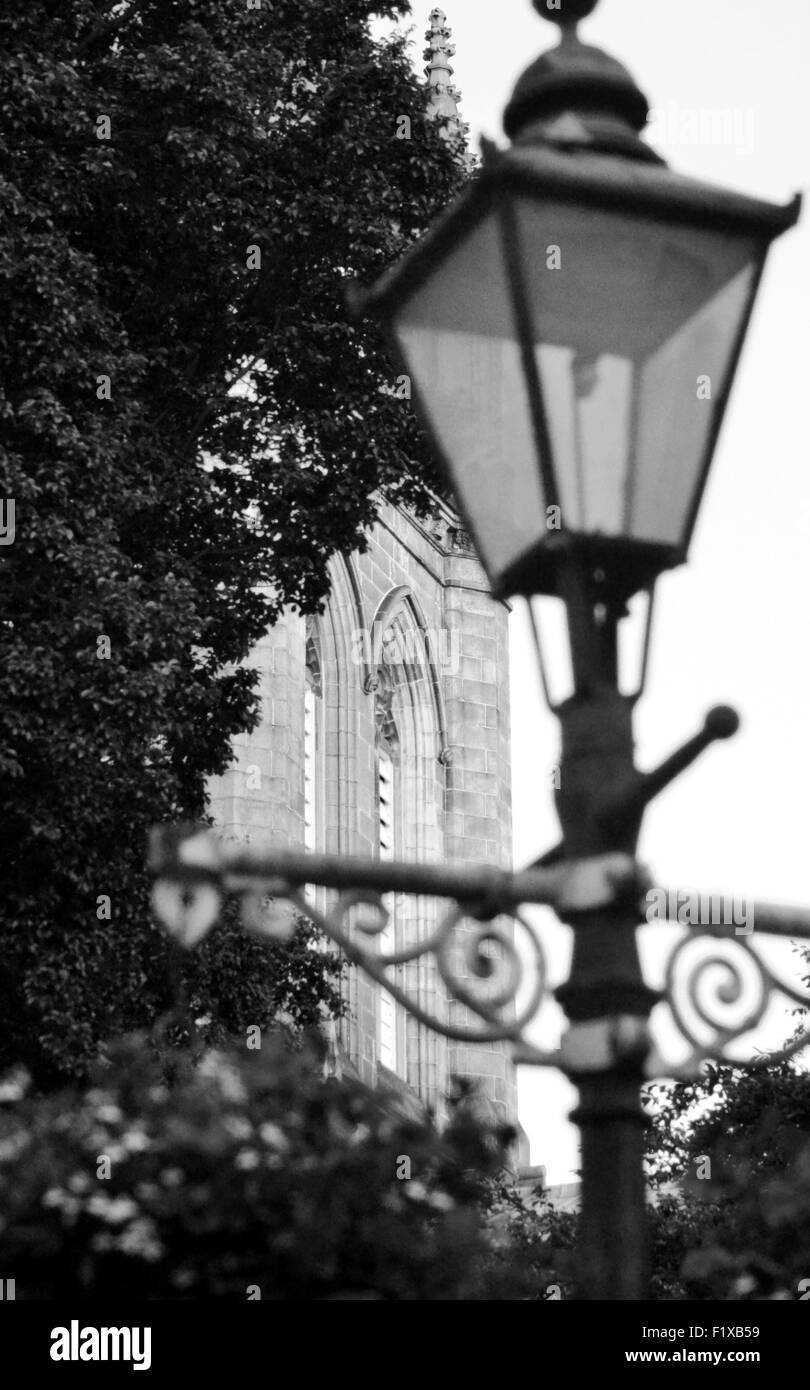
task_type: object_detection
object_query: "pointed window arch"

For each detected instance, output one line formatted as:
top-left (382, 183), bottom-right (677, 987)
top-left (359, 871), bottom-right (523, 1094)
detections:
top-left (368, 592), bottom-right (448, 1096)
top-left (304, 618), bottom-right (324, 855)
top-left (374, 668), bottom-right (403, 1073)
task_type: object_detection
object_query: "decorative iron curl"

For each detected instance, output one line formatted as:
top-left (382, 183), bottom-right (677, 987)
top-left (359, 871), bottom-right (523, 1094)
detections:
top-left (661, 929), bottom-right (810, 1074)
top-left (282, 885), bottom-right (556, 1053)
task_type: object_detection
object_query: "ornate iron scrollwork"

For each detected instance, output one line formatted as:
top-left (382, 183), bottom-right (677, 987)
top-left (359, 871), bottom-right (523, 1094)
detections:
top-left (149, 826), bottom-right (810, 1079)
top-left (657, 926), bottom-right (810, 1075)
top-left (279, 885), bottom-right (553, 1049)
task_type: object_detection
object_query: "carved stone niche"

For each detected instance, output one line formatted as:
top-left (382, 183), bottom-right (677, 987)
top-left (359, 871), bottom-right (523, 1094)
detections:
top-left (448, 524), bottom-right (475, 556)
top-left (428, 517), bottom-right (451, 549)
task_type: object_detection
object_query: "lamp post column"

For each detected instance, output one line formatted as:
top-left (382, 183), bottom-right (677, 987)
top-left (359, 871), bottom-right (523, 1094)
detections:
top-left (553, 592), bottom-right (658, 1299)
top-left (557, 899), bottom-right (656, 1300)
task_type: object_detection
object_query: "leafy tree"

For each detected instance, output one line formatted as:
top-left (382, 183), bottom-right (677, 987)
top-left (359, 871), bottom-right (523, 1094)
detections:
top-left (478, 1053), bottom-right (810, 1301)
top-left (640, 952), bottom-right (810, 1300)
top-left (642, 1050), bottom-right (810, 1300)
top-left (483, 1178), bottom-right (578, 1300)
top-left (0, 0), bottom-right (466, 1079)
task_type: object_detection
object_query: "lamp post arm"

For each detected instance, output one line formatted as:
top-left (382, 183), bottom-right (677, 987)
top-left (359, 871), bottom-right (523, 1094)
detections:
top-left (595, 705), bottom-right (740, 832)
top-left (528, 706), bottom-right (740, 869)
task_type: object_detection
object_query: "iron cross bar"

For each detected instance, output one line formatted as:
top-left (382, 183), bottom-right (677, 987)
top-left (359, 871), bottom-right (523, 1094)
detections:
top-left (148, 824), bottom-right (644, 917)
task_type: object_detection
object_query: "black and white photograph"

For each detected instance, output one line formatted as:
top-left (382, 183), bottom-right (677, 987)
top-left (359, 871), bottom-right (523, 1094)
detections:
top-left (0, 0), bottom-right (808, 1363)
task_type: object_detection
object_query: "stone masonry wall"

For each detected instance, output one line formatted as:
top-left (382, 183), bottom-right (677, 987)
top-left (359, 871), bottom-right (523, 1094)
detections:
top-left (207, 501), bottom-right (519, 1129)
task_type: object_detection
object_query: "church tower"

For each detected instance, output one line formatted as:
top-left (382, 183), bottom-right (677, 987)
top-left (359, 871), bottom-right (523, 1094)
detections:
top-left (208, 12), bottom-right (525, 1149)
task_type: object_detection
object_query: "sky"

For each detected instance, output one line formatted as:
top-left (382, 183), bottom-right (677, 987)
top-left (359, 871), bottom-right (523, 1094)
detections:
top-left (382, 0), bottom-right (810, 1180)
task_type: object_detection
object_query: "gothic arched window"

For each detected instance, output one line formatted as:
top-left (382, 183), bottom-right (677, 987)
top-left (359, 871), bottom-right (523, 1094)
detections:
top-left (375, 672), bottom-right (402, 1073)
top-left (365, 594), bottom-right (448, 1102)
top-left (304, 620), bottom-right (324, 855)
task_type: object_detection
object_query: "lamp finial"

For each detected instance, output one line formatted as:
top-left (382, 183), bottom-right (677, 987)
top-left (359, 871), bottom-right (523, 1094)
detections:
top-left (533, 0), bottom-right (600, 36)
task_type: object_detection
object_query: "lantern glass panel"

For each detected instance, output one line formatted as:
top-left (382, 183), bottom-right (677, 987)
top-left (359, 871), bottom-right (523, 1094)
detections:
top-left (631, 265), bottom-right (756, 543)
top-left (515, 197), bottom-right (760, 548)
top-left (393, 212), bottom-right (545, 579)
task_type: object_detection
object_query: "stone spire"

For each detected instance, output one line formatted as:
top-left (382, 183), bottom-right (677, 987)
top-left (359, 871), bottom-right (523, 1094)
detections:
top-left (424, 8), bottom-right (470, 148)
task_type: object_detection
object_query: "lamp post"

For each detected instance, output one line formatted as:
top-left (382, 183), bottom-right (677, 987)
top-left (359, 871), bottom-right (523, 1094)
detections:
top-left (352, 1), bottom-right (799, 1296)
top-left (151, 0), bottom-right (807, 1300)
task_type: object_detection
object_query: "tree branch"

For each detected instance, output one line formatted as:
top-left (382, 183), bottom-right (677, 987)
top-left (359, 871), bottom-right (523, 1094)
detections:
top-left (75, 2), bottom-right (143, 55)
top-left (176, 319), bottom-right (284, 459)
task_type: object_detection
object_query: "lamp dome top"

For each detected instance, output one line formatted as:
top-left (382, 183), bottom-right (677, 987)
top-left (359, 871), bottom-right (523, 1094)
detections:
top-left (505, 0), bottom-right (651, 153)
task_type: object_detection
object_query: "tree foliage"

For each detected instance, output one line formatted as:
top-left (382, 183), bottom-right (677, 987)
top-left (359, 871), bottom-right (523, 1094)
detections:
top-left (0, 1036), bottom-right (522, 1300)
top-left (485, 1054), bottom-right (810, 1301)
top-left (0, 0), bottom-right (466, 1077)
top-left (642, 1050), bottom-right (810, 1299)
top-left (483, 1180), bottom-right (579, 1300)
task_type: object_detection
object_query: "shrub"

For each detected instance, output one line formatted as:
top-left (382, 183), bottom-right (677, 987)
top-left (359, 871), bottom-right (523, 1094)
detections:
top-left (0, 1033), bottom-right (520, 1300)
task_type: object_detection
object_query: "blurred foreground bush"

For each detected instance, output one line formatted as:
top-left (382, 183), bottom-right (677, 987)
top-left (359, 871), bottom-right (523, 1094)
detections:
top-left (0, 1034), bottom-right (529, 1300)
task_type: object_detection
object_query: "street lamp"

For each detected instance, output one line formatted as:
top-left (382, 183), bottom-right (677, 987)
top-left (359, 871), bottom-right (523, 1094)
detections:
top-left (351, 0), bottom-right (800, 1297)
top-left (151, 0), bottom-right (807, 1300)
top-left (356, 2), bottom-right (799, 617)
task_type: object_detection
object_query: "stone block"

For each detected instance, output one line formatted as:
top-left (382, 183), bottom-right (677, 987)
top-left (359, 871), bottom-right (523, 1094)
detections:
top-left (462, 679), bottom-right (498, 705)
top-left (446, 835), bottom-right (487, 860)
top-left (462, 769), bottom-right (497, 795)
top-left (463, 814), bottom-right (498, 840)
top-left (451, 790), bottom-right (487, 817)
top-left (462, 634), bottom-right (497, 660)
top-left (456, 746), bottom-right (487, 773)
